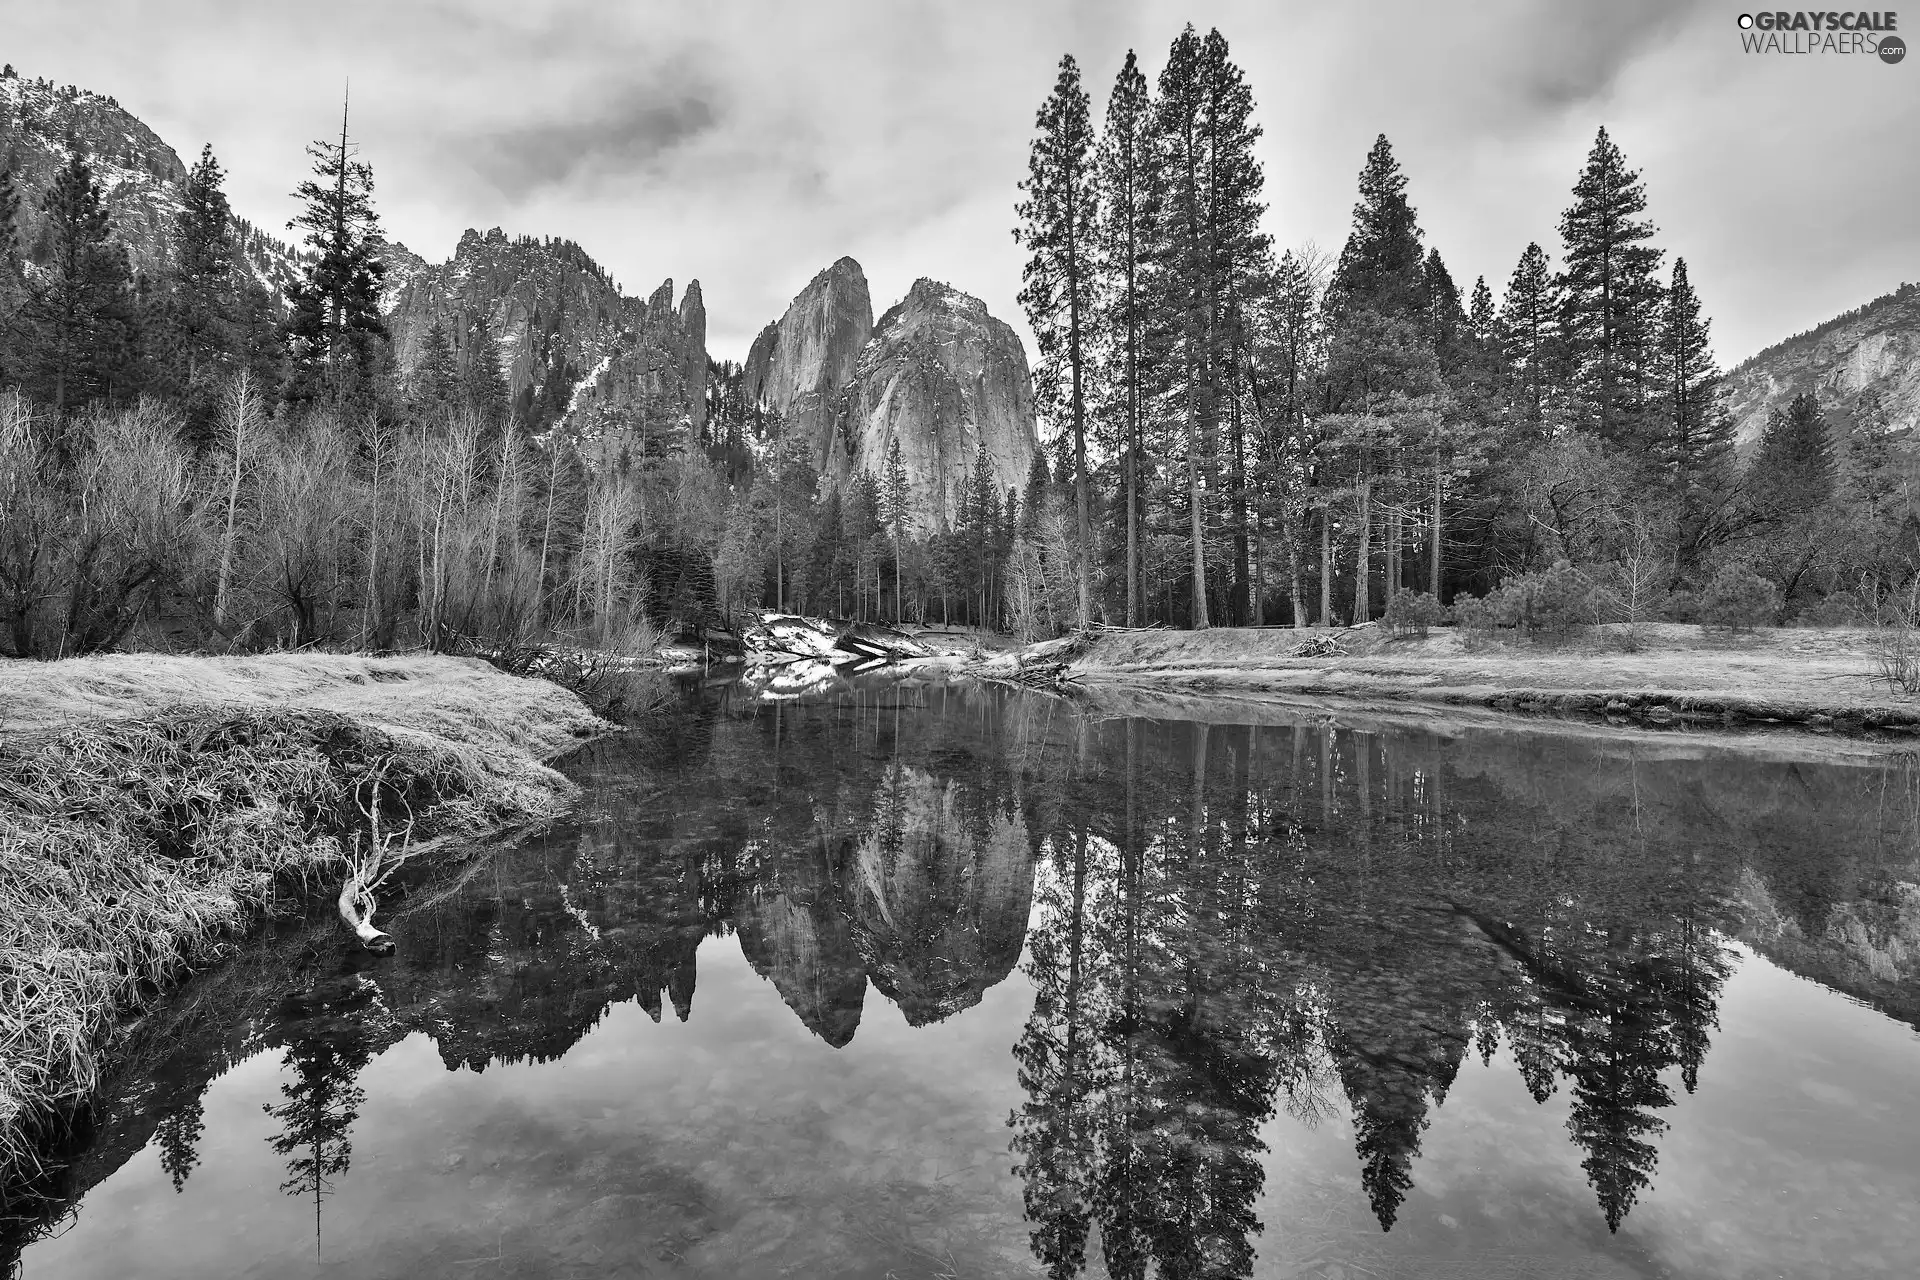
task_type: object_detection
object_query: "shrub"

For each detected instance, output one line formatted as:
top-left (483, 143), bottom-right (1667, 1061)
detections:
top-left (1384, 588), bottom-right (1446, 637)
top-left (1698, 563), bottom-right (1780, 632)
top-left (1467, 560), bottom-right (1598, 638)
top-left (1452, 592), bottom-right (1492, 633)
top-left (1871, 584), bottom-right (1920, 693)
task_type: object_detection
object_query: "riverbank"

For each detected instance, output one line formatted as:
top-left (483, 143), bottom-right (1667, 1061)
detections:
top-left (0, 652), bottom-right (607, 1183)
top-left (983, 622), bottom-right (1920, 736)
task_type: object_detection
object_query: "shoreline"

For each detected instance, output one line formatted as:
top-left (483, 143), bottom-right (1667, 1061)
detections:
top-left (981, 622), bottom-right (1920, 742)
top-left (0, 652), bottom-right (611, 1187)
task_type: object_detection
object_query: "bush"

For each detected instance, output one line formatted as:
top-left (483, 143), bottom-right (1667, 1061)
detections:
top-left (1871, 584), bottom-right (1920, 693)
top-left (1463, 560), bottom-right (1598, 638)
top-left (1384, 588), bottom-right (1446, 637)
top-left (1697, 563), bottom-right (1780, 632)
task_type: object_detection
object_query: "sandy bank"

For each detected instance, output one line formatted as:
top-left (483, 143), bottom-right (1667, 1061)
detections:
top-left (0, 652), bottom-right (608, 1180)
top-left (985, 622), bottom-right (1920, 738)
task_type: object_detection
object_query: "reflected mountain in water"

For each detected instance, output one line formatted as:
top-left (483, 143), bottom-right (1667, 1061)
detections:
top-left (7, 679), bottom-right (1920, 1277)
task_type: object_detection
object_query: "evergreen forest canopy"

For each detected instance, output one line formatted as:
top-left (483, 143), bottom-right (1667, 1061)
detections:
top-left (1011, 27), bottom-right (1920, 635)
top-left (0, 36), bottom-right (1913, 661)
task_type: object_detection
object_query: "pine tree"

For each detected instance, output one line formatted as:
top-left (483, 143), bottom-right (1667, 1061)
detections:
top-left (1655, 257), bottom-right (1733, 507)
top-left (154, 144), bottom-right (239, 436)
top-left (1144, 26), bottom-right (1269, 629)
top-left (286, 91), bottom-right (388, 406)
top-left (1016, 53), bottom-right (1096, 629)
top-left (412, 320), bottom-right (457, 408)
top-left (460, 314), bottom-right (509, 424)
top-left (1498, 242), bottom-right (1558, 435)
top-left (18, 152), bottom-right (139, 413)
top-left (1751, 390), bottom-right (1833, 517)
top-left (881, 436), bottom-right (911, 621)
top-left (1093, 50), bottom-right (1152, 625)
top-left (1328, 135), bottom-right (1426, 321)
top-left (1199, 29), bottom-right (1272, 626)
top-left (1022, 447), bottom-right (1052, 538)
top-left (1558, 127), bottom-right (1665, 449)
top-left (1254, 246), bottom-right (1325, 624)
top-left (1321, 134), bottom-right (1438, 623)
top-left (1423, 249), bottom-right (1464, 357)
top-left (1468, 276), bottom-right (1496, 341)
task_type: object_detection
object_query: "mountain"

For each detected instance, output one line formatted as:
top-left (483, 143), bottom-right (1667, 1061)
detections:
top-left (743, 255), bottom-right (874, 471)
top-left (2, 64), bottom-right (1034, 504)
top-left (1722, 282), bottom-right (1920, 447)
top-left (0, 65), bottom-right (310, 298)
top-left (832, 278), bottom-right (1038, 531)
top-left (747, 258), bottom-right (1039, 531)
top-left (381, 226), bottom-right (708, 442)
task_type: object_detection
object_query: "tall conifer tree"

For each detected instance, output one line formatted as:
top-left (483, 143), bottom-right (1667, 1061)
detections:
top-left (1557, 127), bottom-right (1664, 449)
top-left (286, 90), bottom-right (388, 406)
top-left (1093, 50), bottom-right (1152, 625)
top-left (156, 144), bottom-right (239, 435)
top-left (1655, 257), bottom-right (1733, 508)
top-left (1498, 242), bottom-right (1558, 436)
top-left (1143, 26), bottom-right (1269, 628)
top-left (19, 152), bottom-right (138, 413)
top-left (460, 314), bottom-right (509, 424)
top-left (1016, 53), bottom-right (1097, 628)
top-left (1199, 28), bottom-right (1271, 625)
top-left (1321, 135), bottom-right (1436, 623)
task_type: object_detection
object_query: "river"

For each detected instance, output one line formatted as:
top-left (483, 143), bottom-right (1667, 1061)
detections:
top-left (10, 673), bottom-right (1920, 1278)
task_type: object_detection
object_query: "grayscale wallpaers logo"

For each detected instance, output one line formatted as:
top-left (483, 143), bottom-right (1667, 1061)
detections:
top-left (1737, 10), bottom-right (1904, 59)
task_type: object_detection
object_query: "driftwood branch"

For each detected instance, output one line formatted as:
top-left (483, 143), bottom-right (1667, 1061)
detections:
top-left (337, 763), bottom-right (416, 952)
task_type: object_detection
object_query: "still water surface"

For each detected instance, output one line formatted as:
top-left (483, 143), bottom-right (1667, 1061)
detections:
top-left (13, 676), bottom-right (1920, 1278)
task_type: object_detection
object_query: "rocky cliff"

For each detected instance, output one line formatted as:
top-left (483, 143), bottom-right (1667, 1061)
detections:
top-left (1723, 282), bottom-right (1920, 447)
top-left (842, 767), bottom-right (1035, 1026)
top-left (382, 226), bottom-right (707, 440)
top-left (743, 256), bottom-right (874, 471)
top-left (831, 278), bottom-right (1037, 532)
top-left (0, 66), bottom-right (309, 295)
top-left (748, 260), bottom-right (1038, 531)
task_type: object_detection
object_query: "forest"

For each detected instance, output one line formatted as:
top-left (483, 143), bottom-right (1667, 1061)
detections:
top-left (0, 28), bottom-right (1912, 661)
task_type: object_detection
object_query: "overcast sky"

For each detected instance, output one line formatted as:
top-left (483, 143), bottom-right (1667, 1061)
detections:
top-left (10, 0), bottom-right (1917, 366)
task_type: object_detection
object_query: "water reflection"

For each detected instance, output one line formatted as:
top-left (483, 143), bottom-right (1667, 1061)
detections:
top-left (7, 679), bottom-right (1920, 1278)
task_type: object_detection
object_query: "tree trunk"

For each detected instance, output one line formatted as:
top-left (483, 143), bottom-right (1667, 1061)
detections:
top-left (1250, 505), bottom-right (1265, 627)
top-left (1386, 496), bottom-right (1401, 602)
top-left (1353, 475), bottom-right (1373, 624)
top-left (1186, 379), bottom-right (1209, 630)
top-left (1430, 439), bottom-right (1444, 599)
top-left (1288, 511), bottom-right (1306, 628)
top-left (1319, 504), bottom-right (1333, 626)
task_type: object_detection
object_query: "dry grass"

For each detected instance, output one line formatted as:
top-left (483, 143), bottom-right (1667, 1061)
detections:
top-left (0, 653), bottom-right (607, 1186)
top-left (1023, 621), bottom-right (1916, 729)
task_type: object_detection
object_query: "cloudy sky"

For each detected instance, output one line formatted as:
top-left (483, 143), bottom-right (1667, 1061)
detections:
top-left (10, 0), bottom-right (1917, 365)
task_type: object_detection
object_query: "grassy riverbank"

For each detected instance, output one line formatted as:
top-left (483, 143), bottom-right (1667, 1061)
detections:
top-left (990, 622), bottom-right (1920, 734)
top-left (0, 653), bottom-right (606, 1183)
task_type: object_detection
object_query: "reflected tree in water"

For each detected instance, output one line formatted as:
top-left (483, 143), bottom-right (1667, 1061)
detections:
top-left (1008, 712), bottom-right (1743, 1271)
top-left (154, 1095), bottom-right (204, 1193)
top-left (262, 993), bottom-right (380, 1259)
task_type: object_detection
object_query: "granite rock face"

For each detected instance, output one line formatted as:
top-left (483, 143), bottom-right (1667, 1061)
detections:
top-left (1723, 283), bottom-right (1920, 449)
top-left (743, 256), bottom-right (875, 473)
top-left (748, 261), bottom-right (1038, 532)
top-left (0, 68), bottom-right (308, 295)
top-left (382, 226), bottom-right (707, 440)
top-left (830, 277), bottom-right (1037, 533)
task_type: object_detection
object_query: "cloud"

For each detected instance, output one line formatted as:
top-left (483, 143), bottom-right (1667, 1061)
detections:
top-left (458, 81), bottom-right (724, 197)
top-left (4, 0), bottom-right (1915, 367)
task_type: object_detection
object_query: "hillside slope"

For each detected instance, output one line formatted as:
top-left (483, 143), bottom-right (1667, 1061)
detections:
top-left (1723, 282), bottom-right (1920, 447)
